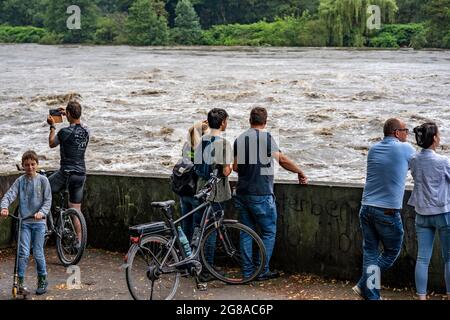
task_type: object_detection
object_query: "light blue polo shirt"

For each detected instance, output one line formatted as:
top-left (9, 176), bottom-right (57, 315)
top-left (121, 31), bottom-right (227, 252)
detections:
top-left (362, 136), bottom-right (416, 209)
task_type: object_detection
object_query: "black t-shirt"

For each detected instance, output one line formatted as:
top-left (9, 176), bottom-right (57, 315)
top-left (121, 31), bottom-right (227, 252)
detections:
top-left (57, 124), bottom-right (90, 174)
top-left (233, 128), bottom-right (280, 196)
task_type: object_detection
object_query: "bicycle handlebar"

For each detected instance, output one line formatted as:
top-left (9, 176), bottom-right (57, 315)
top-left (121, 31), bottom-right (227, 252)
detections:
top-left (7, 213), bottom-right (46, 221)
top-left (193, 169), bottom-right (222, 200)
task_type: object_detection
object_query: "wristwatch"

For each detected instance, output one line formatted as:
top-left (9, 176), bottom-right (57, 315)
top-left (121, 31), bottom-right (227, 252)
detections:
top-left (50, 125), bottom-right (56, 131)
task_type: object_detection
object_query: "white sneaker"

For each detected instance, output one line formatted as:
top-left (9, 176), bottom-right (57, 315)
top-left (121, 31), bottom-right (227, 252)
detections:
top-left (352, 285), bottom-right (364, 300)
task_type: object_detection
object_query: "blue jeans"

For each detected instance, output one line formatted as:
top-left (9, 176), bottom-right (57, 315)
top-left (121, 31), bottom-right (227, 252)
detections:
top-left (234, 194), bottom-right (277, 277)
top-left (415, 212), bottom-right (450, 296)
top-left (18, 223), bottom-right (47, 278)
top-left (202, 202), bottom-right (224, 266)
top-left (180, 196), bottom-right (201, 243)
top-left (356, 205), bottom-right (404, 300)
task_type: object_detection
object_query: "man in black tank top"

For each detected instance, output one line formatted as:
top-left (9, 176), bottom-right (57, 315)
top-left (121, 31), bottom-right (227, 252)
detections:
top-left (47, 101), bottom-right (89, 245)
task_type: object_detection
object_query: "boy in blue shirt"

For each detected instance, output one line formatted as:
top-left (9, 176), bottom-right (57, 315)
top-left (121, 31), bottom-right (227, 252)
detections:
top-left (1, 151), bottom-right (52, 295)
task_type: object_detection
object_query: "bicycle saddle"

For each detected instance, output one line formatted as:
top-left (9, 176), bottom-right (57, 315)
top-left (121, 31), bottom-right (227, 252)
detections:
top-left (151, 200), bottom-right (175, 208)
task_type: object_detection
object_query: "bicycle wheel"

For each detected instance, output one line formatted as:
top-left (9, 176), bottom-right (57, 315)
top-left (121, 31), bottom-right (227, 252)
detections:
top-left (55, 208), bottom-right (87, 266)
top-left (125, 235), bottom-right (181, 300)
top-left (200, 220), bottom-right (266, 284)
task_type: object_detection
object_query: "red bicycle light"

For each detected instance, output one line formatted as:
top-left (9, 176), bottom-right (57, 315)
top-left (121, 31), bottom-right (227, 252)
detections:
top-left (130, 236), bottom-right (140, 244)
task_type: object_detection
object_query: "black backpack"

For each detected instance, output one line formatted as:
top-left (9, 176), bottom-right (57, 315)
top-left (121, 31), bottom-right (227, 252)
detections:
top-left (170, 157), bottom-right (198, 196)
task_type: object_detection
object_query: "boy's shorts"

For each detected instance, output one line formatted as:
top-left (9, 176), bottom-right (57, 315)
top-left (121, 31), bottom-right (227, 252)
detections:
top-left (48, 170), bottom-right (86, 204)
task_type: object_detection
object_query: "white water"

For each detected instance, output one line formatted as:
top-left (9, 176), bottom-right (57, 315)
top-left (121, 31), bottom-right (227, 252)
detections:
top-left (1, 44), bottom-right (449, 183)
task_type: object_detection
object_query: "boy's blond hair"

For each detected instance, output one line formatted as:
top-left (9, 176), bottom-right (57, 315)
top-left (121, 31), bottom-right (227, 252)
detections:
top-left (188, 120), bottom-right (209, 149)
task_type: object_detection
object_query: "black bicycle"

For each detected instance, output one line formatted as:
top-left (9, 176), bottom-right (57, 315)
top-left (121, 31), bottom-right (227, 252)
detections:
top-left (13, 167), bottom-right (88, 266)
top-left (124, 171), bottom-right (267, 300)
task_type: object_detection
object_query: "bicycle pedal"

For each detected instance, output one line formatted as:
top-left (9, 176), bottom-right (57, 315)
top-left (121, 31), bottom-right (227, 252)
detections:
top-left (196, 283), bottom-right (208, 291)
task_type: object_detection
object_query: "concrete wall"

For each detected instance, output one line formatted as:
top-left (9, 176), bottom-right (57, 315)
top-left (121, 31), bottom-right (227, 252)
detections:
top-left (0, 172), bottom-right (445, 291)
top-left (0, 174), bottom-right (19, 249)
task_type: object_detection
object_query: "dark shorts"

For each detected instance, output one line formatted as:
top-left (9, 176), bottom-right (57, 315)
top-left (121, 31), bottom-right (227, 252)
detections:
top-left (48, 170), bottom-right (86, 204)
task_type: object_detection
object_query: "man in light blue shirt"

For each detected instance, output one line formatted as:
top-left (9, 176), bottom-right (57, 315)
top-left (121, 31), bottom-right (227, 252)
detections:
top-left (353, 118), bottom-right (415, 300)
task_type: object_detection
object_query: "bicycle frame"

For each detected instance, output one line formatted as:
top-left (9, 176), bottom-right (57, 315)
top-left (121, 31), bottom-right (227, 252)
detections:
top-left (135, 195), bottom-right (230, 276)
top-left (45, 172), bottom-right (72, 240)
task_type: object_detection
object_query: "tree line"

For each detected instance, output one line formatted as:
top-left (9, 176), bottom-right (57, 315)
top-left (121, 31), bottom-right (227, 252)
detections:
top-left (0, 0), bottom-right (448, 48)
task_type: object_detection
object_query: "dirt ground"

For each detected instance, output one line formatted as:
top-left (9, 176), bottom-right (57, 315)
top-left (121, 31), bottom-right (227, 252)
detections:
top-left (0, 247), bottom-right (447, 301)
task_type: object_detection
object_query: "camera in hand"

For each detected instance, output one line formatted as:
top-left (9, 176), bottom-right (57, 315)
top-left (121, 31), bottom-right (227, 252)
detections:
top-left (49, 109), bottom-right (63, 123)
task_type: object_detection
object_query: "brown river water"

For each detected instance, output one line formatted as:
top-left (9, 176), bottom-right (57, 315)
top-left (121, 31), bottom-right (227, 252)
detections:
top-left (1, 44), bottom-right (449, 183)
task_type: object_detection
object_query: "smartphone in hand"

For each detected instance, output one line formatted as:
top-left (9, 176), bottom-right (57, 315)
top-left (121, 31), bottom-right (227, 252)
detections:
top-left (49, 109), bottom-right (63, 123)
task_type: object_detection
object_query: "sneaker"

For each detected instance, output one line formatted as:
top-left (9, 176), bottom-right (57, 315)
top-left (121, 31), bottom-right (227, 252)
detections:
top-left (36, 275), bottom-right (48, 295)
top-left (352, 285), bottom-right (365, 300)
top-left (256, 270), bottom-right (280, 281)
top-left (17, 277), bottom-right (30, 297)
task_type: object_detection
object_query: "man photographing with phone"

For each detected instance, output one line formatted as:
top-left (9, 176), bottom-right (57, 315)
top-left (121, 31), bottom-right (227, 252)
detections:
top-left (47, 101), bottom-right (90, 249)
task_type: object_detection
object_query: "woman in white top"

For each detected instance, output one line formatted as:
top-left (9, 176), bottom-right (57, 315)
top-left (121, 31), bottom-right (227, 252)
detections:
top-left (408, 122), bottom-right (450, 300)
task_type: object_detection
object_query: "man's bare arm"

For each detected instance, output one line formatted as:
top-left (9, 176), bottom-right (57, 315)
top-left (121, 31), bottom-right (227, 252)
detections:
top-left (223, 164), bottom-right (232, 177)
top-left (47, 115), bottom-right (59, 148)
top-left (233, 156), bottom-right (238, 173)
top-left (273, 151), bottom-right (308, 184)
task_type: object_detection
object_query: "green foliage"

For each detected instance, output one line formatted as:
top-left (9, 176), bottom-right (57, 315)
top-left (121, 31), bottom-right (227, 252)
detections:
top-left (38, 31), bottom-right (64, 44)
top-left (44, 0), bottom-right (100, 43)
top-left (0, 0), bottom-right (48, 27)
top-left (179, 0), bottom-right (320, 28)
top-left (93, 0), bottom-right (119, 13)
top-left (95, 13), bottom-right (128, 44)
top-left (368, 24), bottom-right (427, 48)
top-left (368, 32), bottom-right (399, 47)
top-left (319, 0), bottom-right (398, 46)
top-left (202, 14), bottom-right (327, 47)
top-left (0, 0), bottom-right (448, 48)
top-left (0, 25), bottom-right (49, 43)
top-left (171, 0), bottom-right (202, 44)
top-left (126, 0), bottom-right (169, 45)
top-left (425, 0), bottom-right (450, 48)
top-left (444, 31), bottom-right (450, 48)
top-left (396, 0), bottom-right (427, 23)
top-left (410, 29), bottom-right (428, 49)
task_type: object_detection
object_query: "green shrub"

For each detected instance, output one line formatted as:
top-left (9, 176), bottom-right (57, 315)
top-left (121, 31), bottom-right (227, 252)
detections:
top-left (443, 31), bottom-right (450, 48)
top-left (410, 29), bottom-right (428, 49)
top-left (202, 15), bottom-right (328, 47)
top-left (38, 32), bottom-right (63, 45)
top-left (368, 23), bottom-right (426, 48)
top-left (0, 25), bottom-right (49, 43)
top-left (369, 33), bottom-right (399, 47)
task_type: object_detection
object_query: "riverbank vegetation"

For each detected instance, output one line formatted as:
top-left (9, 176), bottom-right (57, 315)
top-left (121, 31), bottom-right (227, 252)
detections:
top-left (0, 0), bottom-right (448, 48)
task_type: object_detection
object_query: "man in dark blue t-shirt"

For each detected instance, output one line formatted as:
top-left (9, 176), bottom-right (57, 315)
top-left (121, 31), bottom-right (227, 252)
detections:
top-left (233, 107), bottom-right (307, 281)
top-left (47, 101), bottom-right (89, 246)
